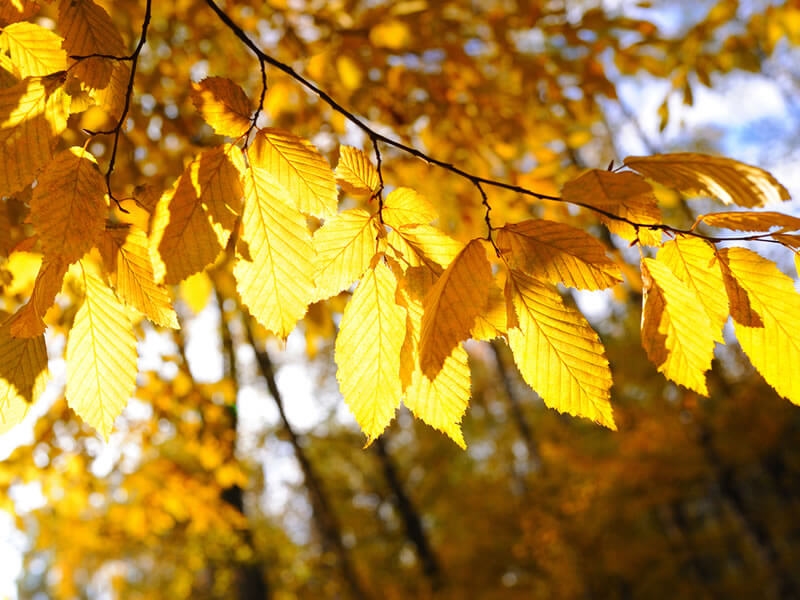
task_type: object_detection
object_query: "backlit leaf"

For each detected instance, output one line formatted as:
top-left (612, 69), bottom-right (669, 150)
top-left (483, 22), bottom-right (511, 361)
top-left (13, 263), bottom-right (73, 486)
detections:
top-left (625, 153), bottom-right (790, 207)
top-left (641, 257), bottom-right (718, 395)
top-left (29, 146), bottom-right (106, 264)
top-left (388, 223), bottom-right (463, 270)
top-left (100, 226), bottom-right (178, 328)
top-left (695, 210), bottom-right (800, 232)
top-left (234, 166), bottom-right (314, 338)
top-left (720, 248), bottom-right (800, 404)
top-left (66, 270), bottom-right (138, 440)
top-left (420, 239), bottom-right (492, 378)
top-left (497, 219), bottom-right (621, 289)
top-left (382, 187), bottom-right (438, 228)
top-left (9, 257), bottom-right (68, 338)
top-left (313, 209), bottom-right (381, 301)
top-left (191, 77), bottom-right (253, 138)
top-left (562, 169), bottom-right (662, 246)
top-left (335, 259), bottom-right (406, 445)
top-left (335, 145), bottom-right (380, 196)
top-left (0, 22), bottom-right (67, 78)
top-left (248, 128), bottom-right (338, 217)
top-left (506, 270), bottom-right (615, 429)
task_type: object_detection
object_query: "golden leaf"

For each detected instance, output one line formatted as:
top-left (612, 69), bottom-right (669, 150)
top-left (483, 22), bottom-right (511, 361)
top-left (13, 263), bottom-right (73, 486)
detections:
top-left (497, 219), bottom-right (622, 289)
top-left (388, 223), bottom-right (463, 270)
top-left (720, 248), bottom-right (800, 404)
top-left (562, 169), bottom-right (662, 246)
top-left (179, 271), bottom-right (213, 315)
top-left (234, 166), bottom-right (315, 338)
top-left (9, 257), bottom-right (68, 338)
top-left (695, 210), bottom-right (800, 232)
top-left (506, 270), bottom-right (615, 429)
top-left (191, 77), bottom-right (253, 138)
top-left (313, 209), bottom-right (381, 301)
top-left (0, 74), bottom-right (69, 196)
top-left (90, 60), bottom-right (130, 122)
top-left (29, 146), bottom-right (107, 264)
top-left (0, 313), bottom-right (49, 434)
top-left (625, 153), bottom-right (790, 207)
top-left (335, 145), bottom-right (380, 196)
top-left (335, 259), bottom-right (406, 445)
top-left (382, 187), bottom-right (438, 228)
top-left (248, 128), bottom-right (338, 217)
top-left (151, 145), bottom-right (244, 284)
top-left (66, 270), bottom-right (138, 440)
top-left (0, 22), bottom-right (66, 78)
top-left (471, 277), bottom-right (507, 341)
top-left (100, 226), bottom-right (178, 328)
top-left (641, 257), bottom-right (718, 395)
top-left (420, 239), bottom-right (493, 378)
top-left (58, 0), bottom-right (125, 89)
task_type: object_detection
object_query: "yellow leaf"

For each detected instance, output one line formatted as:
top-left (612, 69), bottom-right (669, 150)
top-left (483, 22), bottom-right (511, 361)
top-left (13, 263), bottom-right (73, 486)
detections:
top-left (313, 209), bottom-right (381, 301)
top-left (0, 22), bottom-right (66, 78)
top-left (404, 344), bottom-right (471, 449)
top-left (335, 146), bottom-right (380, 196)
top-left (625, 153), bottom-right (790, 207)
top-left (58, 0), bottom-right (125, 89)
top-left (29, 146), bottom-right (107, 263)
top-left (179, 271), bottom-right (213, 315)
top-left (369, 20), bottom-right (412, 50)
top-left (0, 313), bottom-right (49, 434)
top-left (695, 210), bottom-right (800, 232)
top-left (497, 219), bottom-right (622, 289)
top-left (248, 128), bottom-right (338, 217)
top-left (388, 223), bottom-right (463, 270)
top-left (382, 187), bottom-right (438, 229)
top-left (335, 260), bottom-right (406, 445)
top-left (191, 77), bottom-right (253, 138)
top-left (336, 55), bottom-right (362, 92)
top-left (151, 145), bottom-right (244, 284)
top-left (719, 248), bottom-right (800, 404)
top-left (640, 257), bottom-right (718, 395)
top-left (100, 226), bottom-right (178, 328)
top-left (66, 270), bottom-right (138, 440)
top-left (0, 74), bottom-right (69, 196)
top-left (234, 166), bottom-right (315, 338)
top-left (420, 239), bottom-right (492, 378)
top-left (506, 270), bottom-right (615, 429)
top-left (471, 277), bottom-right (507, 341)
top-left (562, 170), bottom-right (662, 246)
top-left (90, 60), bottom-right (130, 122)
top-left (9, 257), bottom-right (68, 337)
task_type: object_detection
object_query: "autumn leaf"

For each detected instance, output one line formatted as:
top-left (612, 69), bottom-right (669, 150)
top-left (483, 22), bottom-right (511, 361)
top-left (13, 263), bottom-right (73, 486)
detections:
top-left (382, 187), bottom-right (438, 229)
top-left (497, 219), bottom-right (622, 289)
top-left (562, 169), bottom-right (662, 246)
top-left (100, 226), bottom-right (179, 328)
top-left (9, 257), bottom-right (68, 338)
top-left (419, 238), bottom-right (493, 378)
top-left (335, 259), bottom-right (406, 445)
top-left (234, 165), bottom-right (315, 338)
top-left (388, 223), bottom-right (464, 271)
top-left (66, 269), bottom-right (138, 440)
top-left (248, 128), bottom-right (338, 217)
top-left (191, 77), bottom-right (253, 138)
top-left (625, 153), bottom-right (791, 207)
top-left (694, 210), bottom-right (800, 232)
top-left (335, 145), bottom-right (381, 196)
top-left (29, 146), bottom-right (107, 264)
top-left (0, 22), bottom-right (66, 78)
top-left (720, 248), bottom-right (800, 404)
top-left (312, 209), bottom-right (381, 301)
top-left (506, 270), bottom-right (615, 429)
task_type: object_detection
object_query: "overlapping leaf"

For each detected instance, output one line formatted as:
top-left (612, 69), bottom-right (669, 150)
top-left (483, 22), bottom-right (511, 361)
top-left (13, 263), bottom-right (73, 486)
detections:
top-left (191, 77), bottom-right (253, 138)
top-left (382, 187), bottom-right (438, 228)
top-left (695, 210), bottom-right (800, 232)
top-left (0, 22), bottom-right (66, 78)
top-left (313, 209), bottom-right (381, 300)
top-left (151, 145), bottom-right (244, 284)
top-left (234, 165), bottom-right (314, 338)
top-left (562, 169), bottom-right (662, 246)
top-left (100, 226), bottom-right (178, 328)
top-left (0, 74), bottom-right (69, 196)
top-left (66, 271), bottom-right (138, 440)
top-left (58, 0), bottom-right (125, 89)
top-left (9, 257), bottom-right (68, 338)
top-left (335, 146), bottom-right (380, 196)
top-left (420, 239), bottom-right (492, 378)
top-left (641, 257), bottom-right (718, 395)
top-left (248, 128), bottom-right (338, 217)
top-left (335, 259), bottom-right (406, 445)
top-left (29, 146), bottom-right (106, 264)
top-left (388, 223), bottom-right (463, 271)
top-left (625, 153), bottom-right (790, 207)
top-left (497, 219), bottom-right (621, 289)
top-left (506, 270), bottom-right (615, 429)
top-left (720, 248), bottom-right (800, 404)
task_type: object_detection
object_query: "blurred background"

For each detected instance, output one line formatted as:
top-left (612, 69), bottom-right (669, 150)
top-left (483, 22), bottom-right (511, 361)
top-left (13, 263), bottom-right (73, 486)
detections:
top-left (1, 0), bottom-right (799, 598)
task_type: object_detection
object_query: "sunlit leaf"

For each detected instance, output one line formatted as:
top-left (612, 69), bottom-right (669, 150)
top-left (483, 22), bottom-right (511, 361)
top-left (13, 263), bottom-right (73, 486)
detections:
top-left (191, 77), bottom-right (253, 138)
top-left (389, 223), bottom-right (463, 270)
top-left (9, 257), bottom-right (68, 338)
top-left (694, 210), bottom-right (800, 232)
top-left (382, 187), bottom-right (438, 228)
top-left (335, 145), bottom-right (380, 196)
top-left (0, 22), bottom-right (66, 78)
